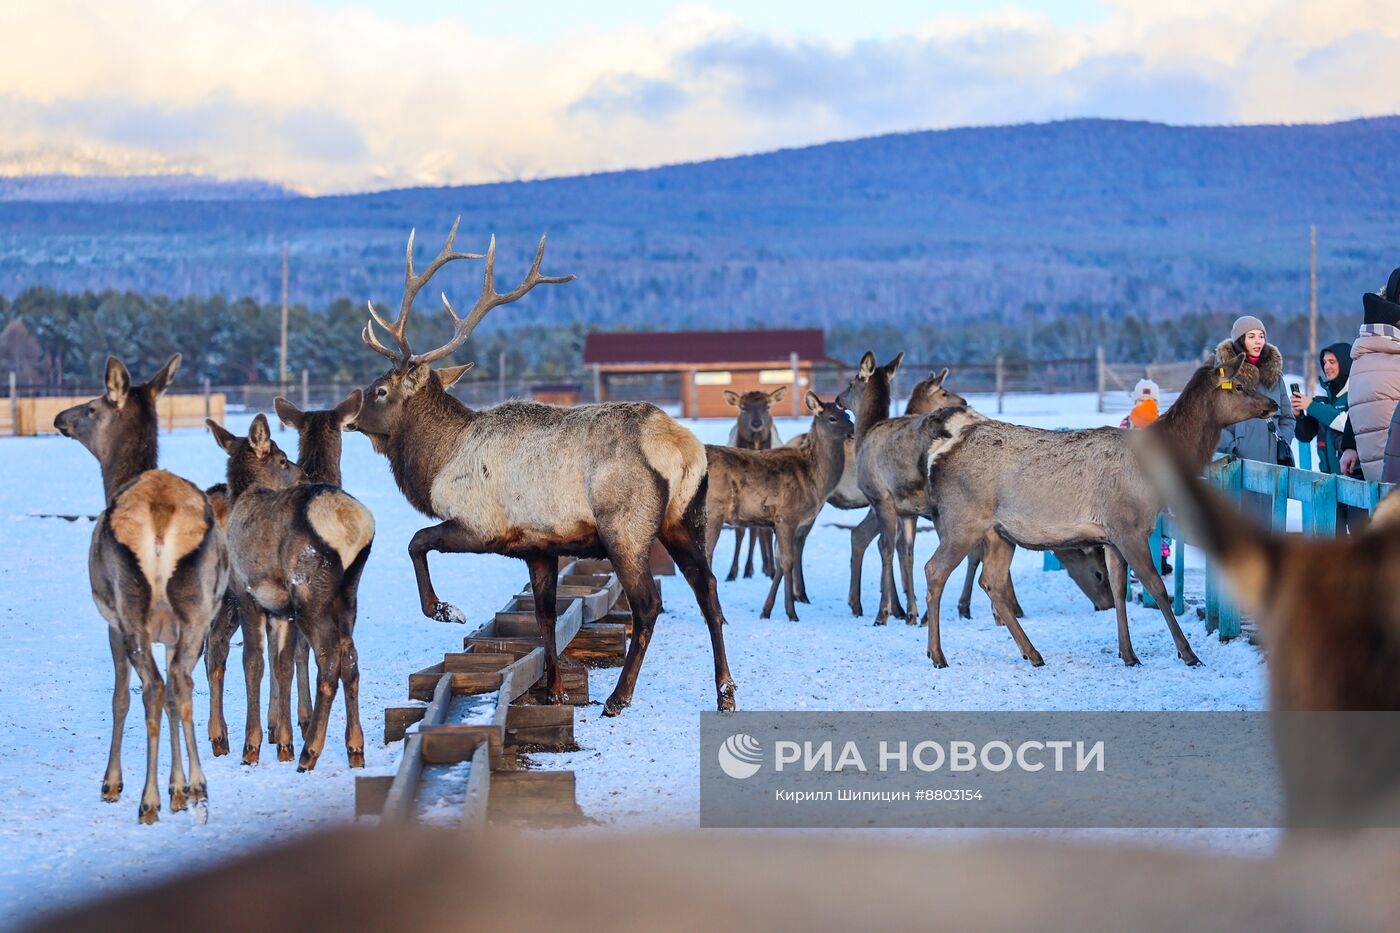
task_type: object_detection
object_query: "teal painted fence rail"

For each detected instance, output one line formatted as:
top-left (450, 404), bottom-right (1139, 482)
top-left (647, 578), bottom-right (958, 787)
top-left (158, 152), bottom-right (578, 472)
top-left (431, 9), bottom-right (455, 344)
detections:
top-left (1043, 457), bottom-right (1394, 641)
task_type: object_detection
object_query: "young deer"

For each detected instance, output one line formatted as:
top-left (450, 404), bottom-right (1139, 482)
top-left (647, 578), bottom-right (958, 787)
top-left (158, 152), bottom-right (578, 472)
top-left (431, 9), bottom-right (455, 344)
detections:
top-left (54, 355), bottom-right (228, 824)
top-left (705, 392), bottom-right (854, 620)
top-left (923, 357), bottom-right (1275, 668)
top-left (722, 386), bottom-right (786, 581)
top-left (347, 220), bottom-right (735, 716)
top-left (209, 414), bottom-right (375, 771)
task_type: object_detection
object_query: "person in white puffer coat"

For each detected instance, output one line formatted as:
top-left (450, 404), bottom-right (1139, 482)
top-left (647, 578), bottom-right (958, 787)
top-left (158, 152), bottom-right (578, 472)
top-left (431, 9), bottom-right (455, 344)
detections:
top-left (1345, 268), bottom-right (1400, 482)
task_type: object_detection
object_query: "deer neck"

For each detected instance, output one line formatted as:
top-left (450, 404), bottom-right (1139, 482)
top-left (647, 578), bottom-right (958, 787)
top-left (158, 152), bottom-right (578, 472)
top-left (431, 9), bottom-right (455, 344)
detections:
top-left (854, 381), bottom-right (892, 444)
top-left (99, 426), bottom-right (159, 503)
top-left (386, 389), bottom-right (474, 518)
top-left (1150, 389), bottom-right (1223, 475)
top-left (808, 427), bottom-right (847, 495)
top-left (297, 425), bottom-right (343, 486)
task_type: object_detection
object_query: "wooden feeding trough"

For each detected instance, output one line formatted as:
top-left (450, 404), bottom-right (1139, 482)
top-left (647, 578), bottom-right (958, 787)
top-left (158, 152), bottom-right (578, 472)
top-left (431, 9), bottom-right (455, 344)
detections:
top-left (357, 558), bottom-right (633, 828)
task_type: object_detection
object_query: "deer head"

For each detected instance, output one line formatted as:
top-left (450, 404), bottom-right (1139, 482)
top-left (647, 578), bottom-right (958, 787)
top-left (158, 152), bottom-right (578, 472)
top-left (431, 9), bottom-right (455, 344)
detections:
top-left (836, 350), bottom-right (904, 424)
top-left (724, 387), bottom-right (786, 445)
top-left (1206, 354), bottom-right (1278, 427)
top-left (806, 391), bottom-right (855, 443)
top-left (349, 219), bottom-right (573, 451)
top-left (55, 354), bottom-right (180, 459)
top-left (208, 414), bottom-right (305, 500)
top-left (906, 367), bottom-right (967, 414)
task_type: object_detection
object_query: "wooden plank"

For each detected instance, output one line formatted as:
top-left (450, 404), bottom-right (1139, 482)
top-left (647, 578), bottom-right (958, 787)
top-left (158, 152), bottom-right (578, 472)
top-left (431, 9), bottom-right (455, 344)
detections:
top-left (499, 648), bottom-right (547, 706)
top-left (442, 652), bottom-right (516, 673)
top-left (571, 559), bottom-right (613, 575)
top-left (460, 742), bottom-right (492, 828)
top-left (523, 660), bottom-right (590, 705)
top-left (380, 734), bottom-right (424, 823)
top-left (354, 775), bottom-right (395, 817)
top-left (564, 623), bottom-right (626, 664)
top-left (464, 636), bottom-right (544, 657)
top-left (487, 771), bottom-right (583, 823)
top-left (418, 724), bottom-right (496, 764)
top-left (505, 704), bottom-right (575, 749)
top-left (384, 705), bottom-right (428, 744)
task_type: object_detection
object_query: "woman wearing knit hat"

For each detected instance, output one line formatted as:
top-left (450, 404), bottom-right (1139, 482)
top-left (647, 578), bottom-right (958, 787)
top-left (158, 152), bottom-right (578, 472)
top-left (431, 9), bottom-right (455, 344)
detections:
top-left (1215, 315), bottom-right (1295, 522)
top-left (1345, 267), bottom-right (1400, 483)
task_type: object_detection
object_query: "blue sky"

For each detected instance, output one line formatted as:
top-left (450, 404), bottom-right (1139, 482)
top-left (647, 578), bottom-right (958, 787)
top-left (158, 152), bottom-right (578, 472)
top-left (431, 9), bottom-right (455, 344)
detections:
top-left (0, 1), bottom-right (1393, 193)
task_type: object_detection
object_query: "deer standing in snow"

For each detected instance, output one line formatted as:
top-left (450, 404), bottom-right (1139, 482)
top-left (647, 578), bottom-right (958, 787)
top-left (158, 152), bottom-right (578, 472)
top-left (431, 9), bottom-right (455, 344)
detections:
top-left (55, 355), bottom-right (228, 823)
top-left (347, 220), bottom-right (735, 716)
top-left (721, 387), bottom-right (785, 581)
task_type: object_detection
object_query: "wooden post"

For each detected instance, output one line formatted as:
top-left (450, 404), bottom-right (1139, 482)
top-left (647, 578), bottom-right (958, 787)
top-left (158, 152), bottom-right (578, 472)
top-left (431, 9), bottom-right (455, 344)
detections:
top-left (1096, 346), bottom-right (1106, 413)
top-left (1172, 526), bottom-right (1185, 616)
top-left (8, 372), bottom-right (16, 436)
top-left (790, 351), bottom-right (800, 418)
top-left (591, 364), bottom-right (603, 404)
top-left (1307, 224), bottom-right (1318, 394)
top-left (498, 350), bottom-right (506, 403)
top-left (279, 241), bottom-right (289, 392)
top-left (1216, 460), bottom-right (1243, 640)
top-left (689, 369), bottom-right (699, 419)
top-left (995, 356), bottom-right (1005, 415)
top-left (301, 369), bottom-right (309, 410)
top-left (203, 378), bottom-right (211, 420)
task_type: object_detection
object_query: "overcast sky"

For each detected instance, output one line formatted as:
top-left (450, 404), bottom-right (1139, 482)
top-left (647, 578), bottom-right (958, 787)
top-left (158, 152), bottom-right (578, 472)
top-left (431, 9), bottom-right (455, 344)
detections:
top-left (0, 0), bottom-right (1394, 193)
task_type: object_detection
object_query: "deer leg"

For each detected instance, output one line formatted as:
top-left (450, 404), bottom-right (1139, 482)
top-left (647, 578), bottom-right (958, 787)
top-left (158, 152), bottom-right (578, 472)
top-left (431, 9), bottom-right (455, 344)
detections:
top-left (726, 527), bottom-right (743, 581)
top-left (102, 626), bottom-right (129, 802)
top-left (958, 542), bottom-right (983, 620)
top-left (125, 631), bottom-right (165, 825)
top-left (848, 509), bottom-right (880, 617)
top-left (977, 535), bottom-right (1044, 666)
top-left (294, 628), bottom-right (312, 740)
top-left (792, 518), bottom-right (814, 603)
top-left (239, 600), bottom-right (266, 765)
top-left (408, 519), bottom-right (487, 624)
top-left (760, 528), bottom-right (785, 619)
top-left (871, 496), bottom-right (904, 624)
top-left (269, 617), bottom-right (296, 762)
top-left (527, 556), bottom-right (567, 704)
top-left (164, 658), bottom-right (188, 813)
top-left (1118, 535), bottom-right (1200, 666)
top-left (602, 550), bottom-right (663, 717)
top-left (923, 521), bottom-right (984, 668)
top-left (899, 516), bottom-right (920, 626)
top-left (659, 500), bottom-right (737, 712)
top-left (746, 528), bottom-right (760, 578)
top-left (778, 523), bottom-right (801, 621)
top-left (204, 595), bottom-right (236, 756)
top-left (1006, 542), bottom-right (1026, 619)
top-left (340, 634), bottom-right (365, 768)
top-left (297, 618), bottom-right (343, 773)
top-left (168, 623), bottom-right (207, 817)
top-left (759, 529), bottom-right (775, 578)
top-left (1104, 546), bottom-right (1139, 667)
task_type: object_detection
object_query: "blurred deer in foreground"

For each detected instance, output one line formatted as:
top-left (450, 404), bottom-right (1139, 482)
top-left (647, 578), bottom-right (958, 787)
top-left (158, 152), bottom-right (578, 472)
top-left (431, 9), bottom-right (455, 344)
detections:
top-left (54, 355), bottom-right (228, 824)
top-left (721, 386), bottom-right (785, 581)
top-left (347, 219), bottom-right (735, 716)
top-left (209, 414), bottom-right (374, 771)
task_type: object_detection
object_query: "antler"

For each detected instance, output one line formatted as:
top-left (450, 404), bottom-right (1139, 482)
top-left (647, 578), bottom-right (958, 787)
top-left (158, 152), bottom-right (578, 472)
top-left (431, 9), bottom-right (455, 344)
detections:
top-left (410, 233), bottom-right (575, 366)
top-left (362, 217), bottom-right (483, 364)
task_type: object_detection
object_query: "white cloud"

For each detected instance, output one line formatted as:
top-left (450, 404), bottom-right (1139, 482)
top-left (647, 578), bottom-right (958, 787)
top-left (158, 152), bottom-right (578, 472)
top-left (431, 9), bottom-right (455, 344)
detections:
top-left (0, 0), bottom-right (1394, 193)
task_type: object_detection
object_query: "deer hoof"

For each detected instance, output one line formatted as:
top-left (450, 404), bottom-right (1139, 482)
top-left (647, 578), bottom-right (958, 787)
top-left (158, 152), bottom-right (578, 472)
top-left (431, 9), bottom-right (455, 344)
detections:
top-left (724, 571), bottom-right (738, 582)
top-left (347, 748), bottom-right (366, 769)
top-left (1026, 651), bottom-right (1045, 667)
top-left (872, 613), bottom-right (889, 626)
top-left (169, 786), bottom-right (188, 812)
top-left (210, 734), bottom-right (230, 757)
top-left (242, 744), bottom-right (260, 766)
top-left (138, 802), bottom-right (160, 825)
top-left (296, 750), bottom-right (319, 773)
top-left (546, 690), bottom-right (570, 705)
top-left (277, 743), bottom-right (295, 763)
top-left (1180, 651), bottom-right (1202, 667)
top-left (1121, 653), bottom-right (1141, 668)
top-left (100, 781), bottom-right (122, 802)
top-left (927, 649), bottom-right (948, 668)
top-left (786, 611), bottom-right (800, 622)
top-left (717, 682), bottom-right (737, 712)
top-left (957, 605), bottom-right (971, 620)
top-left (602, 695), bottom-right (630, 717)
top-left (188, 782), bottom-right (207, 804)
top-left (432, 602), bottom-right (467, 624)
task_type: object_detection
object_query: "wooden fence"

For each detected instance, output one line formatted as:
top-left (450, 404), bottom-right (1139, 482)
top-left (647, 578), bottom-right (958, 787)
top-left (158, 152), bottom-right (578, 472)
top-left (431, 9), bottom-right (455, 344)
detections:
top-left (3, 392), bottom-right (225, 436)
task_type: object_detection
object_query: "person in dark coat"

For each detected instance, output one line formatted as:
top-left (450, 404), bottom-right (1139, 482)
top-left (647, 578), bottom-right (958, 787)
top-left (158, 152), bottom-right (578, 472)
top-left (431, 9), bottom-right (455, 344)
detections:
top-left (1216, 315), bottom-right (1295, 522)
top-left (1295, 342), bottom-right (1363, 530)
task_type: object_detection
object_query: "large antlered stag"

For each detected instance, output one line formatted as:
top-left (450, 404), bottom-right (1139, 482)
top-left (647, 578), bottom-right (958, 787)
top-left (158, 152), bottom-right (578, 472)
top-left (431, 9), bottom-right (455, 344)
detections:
top-left (348, 220), bottom-right (736, 715)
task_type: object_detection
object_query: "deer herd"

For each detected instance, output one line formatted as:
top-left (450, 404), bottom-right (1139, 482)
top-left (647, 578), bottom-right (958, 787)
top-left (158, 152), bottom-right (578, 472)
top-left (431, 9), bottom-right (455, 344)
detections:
top-left (50, 217), bottom-right (1386, 827)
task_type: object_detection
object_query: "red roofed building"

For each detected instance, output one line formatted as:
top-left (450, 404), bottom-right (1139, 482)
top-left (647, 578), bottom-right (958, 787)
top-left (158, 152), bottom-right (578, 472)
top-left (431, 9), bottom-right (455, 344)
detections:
top-left (583, 328), bottom-right (834, 418)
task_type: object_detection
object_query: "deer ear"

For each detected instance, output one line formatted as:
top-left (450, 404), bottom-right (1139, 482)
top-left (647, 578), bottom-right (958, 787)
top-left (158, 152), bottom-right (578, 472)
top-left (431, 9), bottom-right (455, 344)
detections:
top-left (273, 397), bottom-right (304, 430)
top-left (105, 357), bottom-right (131, 408)
top-left (857, 351), bottom-right (877, 381)
top-left (804, 390), bottom-right (822, 414)
top-left (248, 414), bottom-right (272, 457)
top-left (403, 362), bottom-right (433, 394)
top-left (884, 351), bottom-right (905, 377)
top-left (1134, 432), bottom-right (1273, 615)
top-left (435, 362), bottom-right (474, 388)
top-left (932, 367), bottom-right (949, 389)
top-left (723, 390), bottom-right (740, 407)
top-left (146, 353), bottom-right (180, 398)
top-left (769, 385), bottom-right (787, 404)
top-left (207, 419), bottom-right (237, 454)
top-left (334, 389), bottom-right (363, 428)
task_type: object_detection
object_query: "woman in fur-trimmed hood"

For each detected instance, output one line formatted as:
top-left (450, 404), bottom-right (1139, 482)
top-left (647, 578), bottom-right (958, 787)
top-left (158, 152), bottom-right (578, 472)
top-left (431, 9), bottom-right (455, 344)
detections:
top-left (1215, 316), bottom-right (1295, 518)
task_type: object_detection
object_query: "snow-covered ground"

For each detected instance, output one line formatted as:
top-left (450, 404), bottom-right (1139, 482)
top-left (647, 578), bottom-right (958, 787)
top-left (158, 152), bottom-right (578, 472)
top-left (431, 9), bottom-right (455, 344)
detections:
top-left (0, 390), bottom-right (1269, 925)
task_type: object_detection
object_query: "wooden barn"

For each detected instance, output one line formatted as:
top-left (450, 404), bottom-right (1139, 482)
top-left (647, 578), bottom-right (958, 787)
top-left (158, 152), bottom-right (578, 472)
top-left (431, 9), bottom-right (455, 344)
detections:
top-left (583, 329), bottom-right (832, 418)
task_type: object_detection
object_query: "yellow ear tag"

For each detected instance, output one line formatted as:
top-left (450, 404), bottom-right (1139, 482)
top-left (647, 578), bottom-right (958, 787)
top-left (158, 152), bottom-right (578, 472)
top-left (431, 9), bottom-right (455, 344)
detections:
top-left (1218, 366), bottom-right (1232, 390)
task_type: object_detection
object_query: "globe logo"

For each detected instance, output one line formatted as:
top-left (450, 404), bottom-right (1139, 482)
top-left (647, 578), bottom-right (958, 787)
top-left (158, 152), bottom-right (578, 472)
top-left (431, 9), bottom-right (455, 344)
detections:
top-left (718, 733), bottom-right (763, 779)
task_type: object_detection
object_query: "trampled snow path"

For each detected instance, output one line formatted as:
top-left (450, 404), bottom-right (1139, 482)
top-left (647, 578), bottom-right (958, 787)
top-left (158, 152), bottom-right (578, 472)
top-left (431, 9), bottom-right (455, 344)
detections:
top-left (0, 392), bottom-right (1269, 925)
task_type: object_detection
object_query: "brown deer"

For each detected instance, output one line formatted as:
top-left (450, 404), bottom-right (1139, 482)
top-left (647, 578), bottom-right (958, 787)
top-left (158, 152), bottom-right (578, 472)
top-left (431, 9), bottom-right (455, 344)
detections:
top-left (922, 357), bottom-right (1275, 668)
top-left (208, 414), bottom-right (375, 771)
top-left (721, 386), bottom-right (785, 581)
top-left (54, 355), bottom-right (228, 824)
top-left (346, 220), bottom-right (735, 716)
top-left (704, 392), bottom-right (854, 620)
